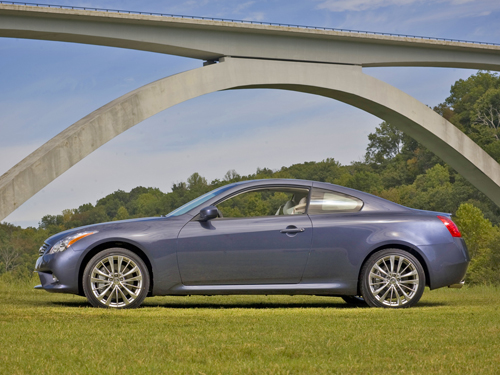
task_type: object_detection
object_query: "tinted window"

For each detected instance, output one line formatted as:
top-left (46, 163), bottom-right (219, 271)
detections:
top-left (166, 184), bottom-right (239, 217)
top-left (308, 188), bottom-right (363, 214)
top-left (217, 187), bottom-right (309, 218)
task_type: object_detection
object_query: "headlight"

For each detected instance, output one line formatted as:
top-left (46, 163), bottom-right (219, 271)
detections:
top-left (48, 231), bottom-right (98, 254)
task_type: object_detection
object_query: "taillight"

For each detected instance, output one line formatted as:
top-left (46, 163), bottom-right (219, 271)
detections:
top-left (437, 216), bottom-right (461, 238)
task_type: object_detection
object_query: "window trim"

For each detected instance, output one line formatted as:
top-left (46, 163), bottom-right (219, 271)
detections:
top-left (191, 185), bottom-right (311, 221)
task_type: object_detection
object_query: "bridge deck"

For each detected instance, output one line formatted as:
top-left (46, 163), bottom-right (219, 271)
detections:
top-left (1, 3), bottom-right (499, 69)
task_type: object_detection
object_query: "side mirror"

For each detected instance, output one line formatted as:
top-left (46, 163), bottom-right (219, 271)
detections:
top-left (199, 206), bottom-right (219, 221)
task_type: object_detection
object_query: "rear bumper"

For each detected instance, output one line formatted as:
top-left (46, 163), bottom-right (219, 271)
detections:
top-left (422, 238), bottom-right (470, 290)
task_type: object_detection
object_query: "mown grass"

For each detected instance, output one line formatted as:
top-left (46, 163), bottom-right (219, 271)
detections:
top-left (0, 278), bottom-right (499, 374)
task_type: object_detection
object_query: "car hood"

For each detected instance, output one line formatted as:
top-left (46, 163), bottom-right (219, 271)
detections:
top-left (43, 216), bottom-right (171, 245)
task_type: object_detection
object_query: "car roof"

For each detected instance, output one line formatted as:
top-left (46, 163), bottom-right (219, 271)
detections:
top-left (189, 178), bottom-right (409, 214)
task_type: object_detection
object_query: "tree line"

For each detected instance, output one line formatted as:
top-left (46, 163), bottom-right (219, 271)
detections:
top-left (1, 71), bottom-right (499, 284)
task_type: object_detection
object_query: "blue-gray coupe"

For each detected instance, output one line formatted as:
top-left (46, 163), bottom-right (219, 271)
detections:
top-left (34, 179), bottom-right (469, 308)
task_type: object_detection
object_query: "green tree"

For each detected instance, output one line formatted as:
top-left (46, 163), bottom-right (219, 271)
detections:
top-left (0, 245), bottom-right (20, 272)
top-left (187, 172), bottom-right (208, 191)
top-left (473, 87), bottom-right (500, 141)
top-left (455, 203), bottom-right (500, 284)
top-left (444, 71), bottom-right (500, 161)
top-left (224, 169), bottom-right (240, 181)
top-left (365, 121), bottom-right (404, 164)
top-left (135, 189), bottom-right (165, 217)
top-left (114, 206), bottom-right (130, 221)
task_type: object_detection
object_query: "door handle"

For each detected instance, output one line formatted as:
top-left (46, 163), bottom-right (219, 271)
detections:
top-left (280, 228), bottom-right (305, 234)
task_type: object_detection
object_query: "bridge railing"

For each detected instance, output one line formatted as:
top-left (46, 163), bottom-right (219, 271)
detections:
top-left (1, 0), bottom-right (499, 47)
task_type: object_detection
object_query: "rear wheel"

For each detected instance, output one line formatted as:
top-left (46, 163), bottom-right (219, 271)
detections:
top-left (83, 248), bottom-right (150, 309)
top-left (360, 249), bottom-right (425, 308)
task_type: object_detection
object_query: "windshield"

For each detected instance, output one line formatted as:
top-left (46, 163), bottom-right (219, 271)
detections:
top-left (165, 183), bottom-right (239, 217)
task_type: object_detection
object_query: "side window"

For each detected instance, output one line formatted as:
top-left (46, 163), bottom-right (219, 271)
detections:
top-left (216, 188), bottom-right (309, 218)
top-left (308, 188), bottom-right (363, 214)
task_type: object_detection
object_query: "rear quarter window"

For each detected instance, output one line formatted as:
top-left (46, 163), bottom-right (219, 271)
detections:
top-left (308, 188), bottom-right (363, 214)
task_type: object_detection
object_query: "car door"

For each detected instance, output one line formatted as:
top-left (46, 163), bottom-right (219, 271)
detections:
top-left (176, 187), bottom-right (312, 285)
top-left (301, 187), bottom-right (366, 286)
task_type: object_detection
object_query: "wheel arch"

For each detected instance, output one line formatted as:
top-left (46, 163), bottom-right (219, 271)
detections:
top-left (356, 243), bottom-right (431, 295)
top-left (77, 241), bottom-right (154, 296)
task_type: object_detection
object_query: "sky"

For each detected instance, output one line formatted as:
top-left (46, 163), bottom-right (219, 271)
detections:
top-left (1, 0), bottom-right (499, 227)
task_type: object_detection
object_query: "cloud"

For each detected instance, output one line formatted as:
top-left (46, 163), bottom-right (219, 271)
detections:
top-left (449, 0), bottom-right (474, 4)
top-left (317, 0), bottom-right (500, 41)
top-left (316, 0), bottom-right (420, 12)
top-left (316, 0), bottom-right (498, 15)
top-left (234, 1), bottom-right (255, 13)
top-left (242, 12), bottom-right (266, 22)
top-left (392, 2), bottom-right (500, 28)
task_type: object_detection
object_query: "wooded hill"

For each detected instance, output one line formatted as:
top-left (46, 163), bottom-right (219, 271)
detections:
top-left (1, 71), bottom-right (499, 285)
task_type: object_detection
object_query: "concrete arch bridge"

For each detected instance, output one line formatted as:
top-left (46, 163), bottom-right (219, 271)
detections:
top-left (0, 3), bottom-right (500, 221)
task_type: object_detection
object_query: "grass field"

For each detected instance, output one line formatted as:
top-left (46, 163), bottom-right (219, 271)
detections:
top-left (1, 278), bottom-right (499, 375)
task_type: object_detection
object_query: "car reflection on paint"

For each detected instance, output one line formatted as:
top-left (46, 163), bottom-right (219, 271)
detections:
top-left (34, 179), bottom-right (469, 309)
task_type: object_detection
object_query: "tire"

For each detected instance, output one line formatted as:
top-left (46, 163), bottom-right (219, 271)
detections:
top-left (83, 248), bottom-right (150, 309)
top-left (341, 295), bottom-right (368, 307)
top-left (360, 249), bottom-right (425, 308)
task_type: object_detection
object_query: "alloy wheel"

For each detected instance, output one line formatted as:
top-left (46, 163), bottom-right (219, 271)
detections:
top-left (89, 255), bottom-right (143, 308)
top-left (367, 254), bottom-right (420, 307)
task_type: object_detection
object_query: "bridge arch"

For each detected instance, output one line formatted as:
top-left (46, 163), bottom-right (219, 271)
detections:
top-left (1, 57), bottom-right (500, 221)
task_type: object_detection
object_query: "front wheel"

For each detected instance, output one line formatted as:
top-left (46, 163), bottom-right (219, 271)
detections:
top-left (83, 248), bottom-right (150, 309)
top-left (360, 249), bottom-right (425, 308)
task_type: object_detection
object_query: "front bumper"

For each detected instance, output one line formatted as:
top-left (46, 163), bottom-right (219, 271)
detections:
top-left (34, 249), bottom-right (80, 294)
